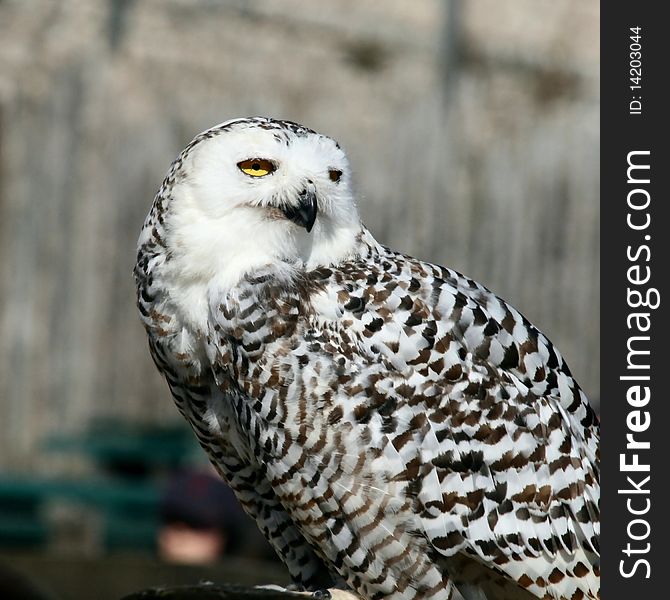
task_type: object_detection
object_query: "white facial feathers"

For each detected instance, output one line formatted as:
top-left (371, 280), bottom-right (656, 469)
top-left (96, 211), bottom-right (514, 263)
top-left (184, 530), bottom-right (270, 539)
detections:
top-left (161, 119), bottom-right (362, 291)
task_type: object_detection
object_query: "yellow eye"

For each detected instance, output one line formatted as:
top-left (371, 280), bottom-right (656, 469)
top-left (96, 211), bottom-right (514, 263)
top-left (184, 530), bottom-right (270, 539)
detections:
top-left (237, 158), bottom-right (276, 177)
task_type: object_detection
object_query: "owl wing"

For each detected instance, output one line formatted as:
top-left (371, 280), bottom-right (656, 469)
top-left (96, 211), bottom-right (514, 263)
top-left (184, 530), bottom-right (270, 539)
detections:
top-left (206, 251), bottom-right (599, 600)
top-left (305, 252), bottom-right (600, 599)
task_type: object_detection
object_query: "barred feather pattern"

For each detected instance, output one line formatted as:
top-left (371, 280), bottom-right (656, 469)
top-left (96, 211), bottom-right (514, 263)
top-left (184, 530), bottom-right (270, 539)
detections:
top-left (134, 119), bottom-right (599, 600)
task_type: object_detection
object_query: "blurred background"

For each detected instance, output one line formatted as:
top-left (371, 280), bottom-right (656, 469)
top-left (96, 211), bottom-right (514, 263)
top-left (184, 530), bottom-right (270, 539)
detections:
top-left (0, 1), bottom-right (598, 598)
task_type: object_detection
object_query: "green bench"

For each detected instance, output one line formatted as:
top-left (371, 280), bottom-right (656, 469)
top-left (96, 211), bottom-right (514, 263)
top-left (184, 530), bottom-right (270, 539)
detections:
top-left (0, 419), bottom-right (201, 552)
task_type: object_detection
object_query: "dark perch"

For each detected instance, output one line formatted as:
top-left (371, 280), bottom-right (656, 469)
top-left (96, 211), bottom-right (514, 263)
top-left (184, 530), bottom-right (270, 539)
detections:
top-left (122, 583), bottom-right (310, 600)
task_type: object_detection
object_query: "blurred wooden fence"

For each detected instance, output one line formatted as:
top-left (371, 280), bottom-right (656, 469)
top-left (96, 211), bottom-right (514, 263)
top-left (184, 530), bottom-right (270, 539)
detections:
top-left (0, 0), bottom-right (599, 469)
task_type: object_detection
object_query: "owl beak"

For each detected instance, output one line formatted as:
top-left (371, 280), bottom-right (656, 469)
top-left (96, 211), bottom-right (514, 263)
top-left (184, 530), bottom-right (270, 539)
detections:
top-left (283, 184), bottom-right (318, 233)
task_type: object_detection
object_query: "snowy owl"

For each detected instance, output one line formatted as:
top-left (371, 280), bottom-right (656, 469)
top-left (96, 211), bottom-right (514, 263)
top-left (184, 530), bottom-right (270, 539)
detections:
top-left (134, 117), bottom-right (600, 600)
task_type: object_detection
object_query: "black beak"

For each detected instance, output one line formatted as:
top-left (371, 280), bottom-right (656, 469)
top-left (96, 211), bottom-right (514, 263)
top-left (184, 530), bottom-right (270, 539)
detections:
top-left (282, 186), bottom-right (318, 233)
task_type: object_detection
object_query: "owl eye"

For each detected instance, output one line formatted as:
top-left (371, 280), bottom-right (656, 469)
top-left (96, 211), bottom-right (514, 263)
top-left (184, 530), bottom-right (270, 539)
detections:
top-left (238, 158), bottom-right (276, 177)
top-left (329, 169), bottom-right (342, 183)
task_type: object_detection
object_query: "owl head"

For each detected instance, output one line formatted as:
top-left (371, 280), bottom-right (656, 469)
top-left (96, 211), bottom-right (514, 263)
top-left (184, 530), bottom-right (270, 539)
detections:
top-left (148, 117), bottom-right (362, 289)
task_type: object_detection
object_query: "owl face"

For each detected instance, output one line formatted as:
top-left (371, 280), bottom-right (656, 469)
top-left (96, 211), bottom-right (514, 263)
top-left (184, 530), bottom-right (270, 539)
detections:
top-left (162, 118), bottom-right (362, 288)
